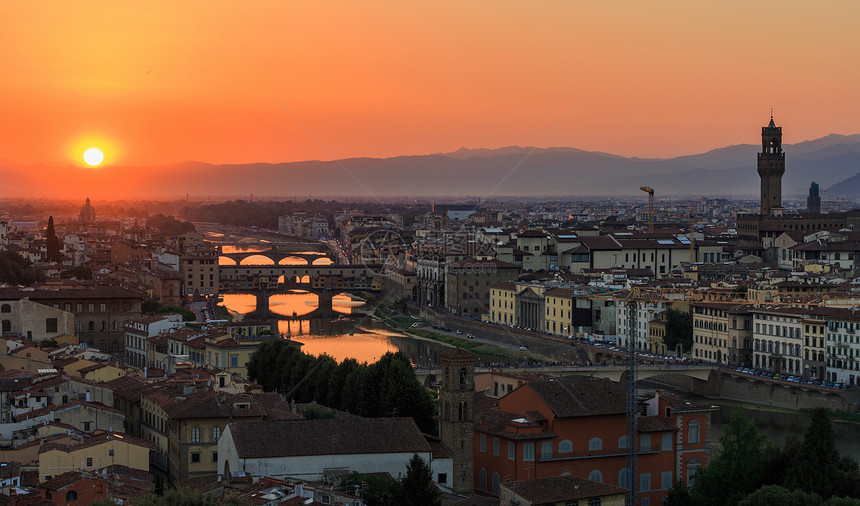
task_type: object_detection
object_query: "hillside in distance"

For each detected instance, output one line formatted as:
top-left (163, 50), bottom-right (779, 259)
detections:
top-left (3, 134), bottom-right (860, 198)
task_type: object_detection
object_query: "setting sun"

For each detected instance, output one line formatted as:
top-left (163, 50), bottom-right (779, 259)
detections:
top-left (83, 148), bottom-right (104, 166)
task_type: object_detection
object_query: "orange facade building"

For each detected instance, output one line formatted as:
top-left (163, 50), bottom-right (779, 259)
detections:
top-left (473, 377), bottom-right (714, 505)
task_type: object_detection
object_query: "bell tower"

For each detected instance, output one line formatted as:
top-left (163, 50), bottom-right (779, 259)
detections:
top-left (438, 348), bottom-right (477, 495)
top-left (757, 114), bottom-right (785, 215)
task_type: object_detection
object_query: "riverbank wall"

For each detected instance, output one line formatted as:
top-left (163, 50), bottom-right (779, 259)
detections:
top-left (645, 371), bottom-right (860, 413)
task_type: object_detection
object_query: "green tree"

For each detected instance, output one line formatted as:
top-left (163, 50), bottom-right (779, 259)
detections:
top-left (691, 410), bottom-right (771, 506)
top-left (738, 485), bottom-right (821, 506)
top-left (825, 497), bottom-right (860, 506)
top-left (761, 434), bottom-right (800, 485)
top-left (401, 454), bottom-right (441, 506)
top-left (663, 480), bottom-right (693, 506)
top-left (0, 250), bottom-right (42, 285)
top-left (664, 308), bottom-right (693, 353)
top-left (142, 297), bottom-right (163, 315)
top-left (786, 408), bottom-right (841, 498)
top-left (246, 342), bottom-right (436, 433)
top-left (300, 403), bottom-right (338, 420)
top-left (45, 216), bottom-right (61, 263)
top-left (60, 265), bottom-right (92, 280)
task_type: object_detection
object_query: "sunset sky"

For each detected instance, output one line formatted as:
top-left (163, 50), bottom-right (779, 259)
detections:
top-left (2, 1), bottom-right (860, 169)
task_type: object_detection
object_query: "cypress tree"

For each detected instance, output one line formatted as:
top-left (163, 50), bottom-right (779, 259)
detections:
top-left (785, 408), bottom-right (840, 498)
top-left (401, 454), bottom-right (441, 506)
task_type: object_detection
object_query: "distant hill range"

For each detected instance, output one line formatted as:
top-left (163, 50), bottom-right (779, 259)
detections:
top-left (3, 134), bottom-right (860, 198)
top-left (825, 171), bottom-right (860, 197)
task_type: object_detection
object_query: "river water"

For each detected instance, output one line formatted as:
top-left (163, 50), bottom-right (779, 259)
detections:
top-left (641, 382), bottom-right (860, 462)
top-left (219, 292), bottom-right (454, 366)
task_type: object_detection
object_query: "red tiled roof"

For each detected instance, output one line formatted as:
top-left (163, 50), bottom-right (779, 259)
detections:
top-left (504, 475), bottom-right (627, 503)
top-left (228, 417), bottom-right (431, 458)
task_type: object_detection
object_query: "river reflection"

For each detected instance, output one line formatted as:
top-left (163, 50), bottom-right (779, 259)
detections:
top-left (219, 293), bottom-right (453, 365)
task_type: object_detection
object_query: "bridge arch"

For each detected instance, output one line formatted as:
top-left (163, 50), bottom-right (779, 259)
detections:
top-left (240, 254), bottom-right (275, 266)
top-left (278, 256), bottom-right (310, 265)
top-left (312, 257), bottom-right (333, 265)
top-left (219, 257), bottom-right (237, 265)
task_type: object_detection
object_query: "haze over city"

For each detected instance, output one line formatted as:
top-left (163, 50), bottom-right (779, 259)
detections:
top-left (3, 1), bottom-right (860, 198)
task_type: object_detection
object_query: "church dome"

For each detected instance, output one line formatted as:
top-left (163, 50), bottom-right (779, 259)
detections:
top-left (79, 197), bottom-right (96, 225)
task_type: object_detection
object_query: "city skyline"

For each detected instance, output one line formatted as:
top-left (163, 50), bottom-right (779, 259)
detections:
top-left (2, 1), bottom-right (860, 173)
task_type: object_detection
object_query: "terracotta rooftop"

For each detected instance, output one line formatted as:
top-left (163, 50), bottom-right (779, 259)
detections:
top-left (521, 377), bottom-right (626, 418)
top-left (228, 417), bottom-right (431, 458)
top-left (504, 475), bottom-right (627, 504)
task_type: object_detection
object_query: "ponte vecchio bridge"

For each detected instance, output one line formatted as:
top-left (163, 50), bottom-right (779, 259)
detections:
top-left (217, 244), bottom-right (334, 267)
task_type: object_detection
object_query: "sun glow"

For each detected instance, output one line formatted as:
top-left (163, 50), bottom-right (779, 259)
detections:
top-left (83, 148), bottom-right (104, 166)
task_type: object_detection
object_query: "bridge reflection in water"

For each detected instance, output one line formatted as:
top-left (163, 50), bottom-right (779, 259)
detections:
top-left (219, 293), bottom-right (455, 365)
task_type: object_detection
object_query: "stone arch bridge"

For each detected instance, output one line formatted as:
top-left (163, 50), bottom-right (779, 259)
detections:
top-left (218, 248), bottom-right (334, 266)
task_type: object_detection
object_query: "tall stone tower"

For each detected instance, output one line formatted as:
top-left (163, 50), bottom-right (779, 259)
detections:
top-left (757, 115), bottom-right (785, 215)
top-left (438, 347), bottom-right (477, 495)
top-left (807, 181), bottom-right (821, 214)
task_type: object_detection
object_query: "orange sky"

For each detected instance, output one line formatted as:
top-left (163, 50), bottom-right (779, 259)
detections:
top-left (2, 1), bottom-right (860, 168)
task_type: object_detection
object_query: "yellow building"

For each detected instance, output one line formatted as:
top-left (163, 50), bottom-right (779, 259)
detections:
top-left (489, 282), bottom-right (517, 326)
top-left (803, 314), bottom-right (826, 380)
top-left (38, 431), bottom-right (153, 481)
top-left (202, 334), bottom-right (263, 379)
top-left (543, 287), bottom-right (575, 337)
top-left (77, 363), bottom-right (127, 382)
top-left (648, 312), bottom-right (667, 355)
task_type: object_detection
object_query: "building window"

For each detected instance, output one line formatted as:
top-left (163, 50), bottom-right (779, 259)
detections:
top-left (661, 471), bottom-right (673, 490)
top-left (492, 472), bottom-right (500, 496)
top-left (588, 500), bottom-right (602, 506)
top-left (493, 437), bottom-right (500, 456)
top-left (640, 473), bottom-right (651, 491)
top-left (662, 432), bottom-right (672, 451)
top-left (523, 442), bottom-right (534, 462)
top-left (541, 440), bottom-right (552, 459)
top-left (686, 459), bottom-right (701, 486)
top-left (479, 468), bottom-right (487, 490)
top-left (437, 473), bottom-right (447, 484)
top-left (688, 421), bottom-right (700, 444)
top-left (588, 437), bottom-right (603, 451)
top-left (588, 470), bottom-right (603, 483)
top-left (66, 491), bottom-right (78, 501)
top-left (109, 449), bottom-right (114, 457)
top-left (619, 468), bottom-right (631, 488)
top-left (212, 452), bottom-right (218, 462)
top-left (0, 304), bottom-right (9, 313)
top-left (618, 435), bottom-right (629, 449)
top-left (213, 427), bottom-right (221, 441)
top-left (191, 452), bottom-right (200, 463)
top-left (508, 441), bottom-right (515, 460)
top-left (191, 427), bottom-right (200, 442)
top-left (86, 457), bottom-right (93, 466)
top-left (45, 318), bottom-right (58, 333)
top-left (480, 434), bottom-right (486, 452)
top-left (641, 433), bottom-right (651, 451)
top-left (559, 439), bottom-right (573, 453)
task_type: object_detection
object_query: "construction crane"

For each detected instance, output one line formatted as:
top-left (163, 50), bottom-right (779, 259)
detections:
top-left (639, 186), bottom-right (655, 233)
top-left (624, 290), bottom-right (639, 506)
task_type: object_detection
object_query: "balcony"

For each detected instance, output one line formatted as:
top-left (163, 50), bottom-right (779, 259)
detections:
top-left (150, 451), bottom-right (168, 472)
